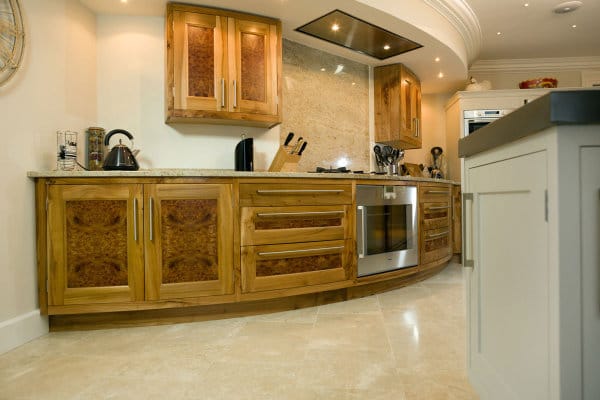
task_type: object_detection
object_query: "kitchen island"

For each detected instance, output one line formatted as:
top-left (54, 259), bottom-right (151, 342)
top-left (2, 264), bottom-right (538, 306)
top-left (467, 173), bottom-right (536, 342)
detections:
top-left (459, 89), bottom-right (600, 400)
top-left (29, 170), bottom-right (458, 331)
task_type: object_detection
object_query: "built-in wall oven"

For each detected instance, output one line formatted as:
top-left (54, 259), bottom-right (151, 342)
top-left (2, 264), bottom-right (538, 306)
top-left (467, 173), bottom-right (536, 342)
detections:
top-left (463, 109), bottom-right (512, 137)
top-left (356, 185), bottom-right (418, 277)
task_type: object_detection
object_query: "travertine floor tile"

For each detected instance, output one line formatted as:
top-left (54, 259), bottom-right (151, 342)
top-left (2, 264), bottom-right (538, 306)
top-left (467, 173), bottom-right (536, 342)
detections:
top-left (0, 262), bottom-right (478, 399)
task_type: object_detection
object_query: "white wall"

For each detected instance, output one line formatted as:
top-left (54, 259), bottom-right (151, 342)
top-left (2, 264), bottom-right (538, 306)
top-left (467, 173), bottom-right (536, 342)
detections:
top-left (0, 0), bottom-right (97, 353)
top-left (96, 15), bottom-right (280, 171)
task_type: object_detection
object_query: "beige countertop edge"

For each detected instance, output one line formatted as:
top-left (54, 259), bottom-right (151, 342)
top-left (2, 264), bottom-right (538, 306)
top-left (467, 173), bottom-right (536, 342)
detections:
top-left (27, 169), bottom-right (458, 185)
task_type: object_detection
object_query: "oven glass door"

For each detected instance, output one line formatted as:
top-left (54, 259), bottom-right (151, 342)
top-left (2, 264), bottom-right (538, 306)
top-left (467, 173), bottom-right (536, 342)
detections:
top-left (364, 204), bottom-right (409, 255)
top-left (464, 119), bottom-right (496, 136)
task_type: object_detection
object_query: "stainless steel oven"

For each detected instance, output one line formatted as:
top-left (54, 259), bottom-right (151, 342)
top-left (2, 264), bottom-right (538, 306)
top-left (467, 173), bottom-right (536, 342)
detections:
top-left (356, 185), bottom-right (418, 277)
top-left (463, 109), bottom-right (512, 137)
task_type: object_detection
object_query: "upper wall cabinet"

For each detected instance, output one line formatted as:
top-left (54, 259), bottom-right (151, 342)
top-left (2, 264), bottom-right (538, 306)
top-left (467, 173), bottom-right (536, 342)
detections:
top-left (165, 3), bottom-right (282, 128)
top-left (374, 63), bottom-right (422, 149)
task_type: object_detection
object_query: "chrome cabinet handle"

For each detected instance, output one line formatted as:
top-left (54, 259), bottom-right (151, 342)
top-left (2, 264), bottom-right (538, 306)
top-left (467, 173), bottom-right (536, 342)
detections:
top-left (149, 197), bottom-right (154, 241)
top-left (462, 192), bottom-right (474, 268)
top-left (425, 230), bottom-right (449, 240)
top-left (258, 246), bottom-right (344, 257)
top-left (256, 189), bottom-right (345, 195)
top-left (233, 80), bottom-right (237, 108)
top-left (221, 78), bottom-right (225, 108)
top-left (414, 117), bottom-right (420, 137)
top-left (357, 206), bottom-right (366, 259)
top-left (133, 198), bottom-right (138, 242)
top-left (256, 211), bottom-right (344, 218)
top-left (425, 206), bottom-right (450, 211)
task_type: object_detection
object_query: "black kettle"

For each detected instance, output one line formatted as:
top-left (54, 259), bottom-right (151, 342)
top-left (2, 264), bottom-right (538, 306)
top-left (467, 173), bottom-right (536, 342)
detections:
top-left (102, 129), bottom-right (140, 171)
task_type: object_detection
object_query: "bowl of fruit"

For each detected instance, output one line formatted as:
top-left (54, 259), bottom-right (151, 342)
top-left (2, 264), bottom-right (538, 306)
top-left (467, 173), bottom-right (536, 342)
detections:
top-left (519, 77), bottom-right (558, 89)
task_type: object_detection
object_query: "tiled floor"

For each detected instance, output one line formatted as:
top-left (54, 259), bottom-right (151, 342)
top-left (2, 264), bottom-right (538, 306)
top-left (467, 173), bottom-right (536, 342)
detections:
top-left (0, 261), bottom-right (478, 399)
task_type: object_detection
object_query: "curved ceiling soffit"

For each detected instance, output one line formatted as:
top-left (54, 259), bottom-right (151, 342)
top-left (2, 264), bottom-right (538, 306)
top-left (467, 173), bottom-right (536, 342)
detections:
top-left (423, 0), bottom-right (482, 65)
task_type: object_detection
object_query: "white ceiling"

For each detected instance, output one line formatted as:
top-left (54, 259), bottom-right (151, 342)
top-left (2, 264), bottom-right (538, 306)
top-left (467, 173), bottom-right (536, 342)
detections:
top-left (79, 0), bottom-right (600, 93)
top-left (467, 0), bottom-right (600, 59)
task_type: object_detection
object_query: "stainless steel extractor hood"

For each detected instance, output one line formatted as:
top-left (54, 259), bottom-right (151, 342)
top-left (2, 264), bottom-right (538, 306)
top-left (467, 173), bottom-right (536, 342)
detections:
top-left (295, 9), bottom-right (422, 60)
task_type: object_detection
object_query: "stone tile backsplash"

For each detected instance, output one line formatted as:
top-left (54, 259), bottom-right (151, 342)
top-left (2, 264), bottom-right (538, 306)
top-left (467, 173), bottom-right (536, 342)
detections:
top-left (281, 40), bottom-right (370, 172)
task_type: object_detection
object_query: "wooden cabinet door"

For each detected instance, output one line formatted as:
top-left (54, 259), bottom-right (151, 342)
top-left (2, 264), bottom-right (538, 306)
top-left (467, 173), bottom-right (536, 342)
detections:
top-left (374, 63), bottom-right (421, 149)
top-left (172, 10), bottom-right (227, 112)
top-left (144, 184), bottom-right (234, 300)
top-left (229, 18), bottom-right (278, 116)
top-left (400, 65), bottom-right (422, 148)
top-left (47, 184), bottom-right (144, 306)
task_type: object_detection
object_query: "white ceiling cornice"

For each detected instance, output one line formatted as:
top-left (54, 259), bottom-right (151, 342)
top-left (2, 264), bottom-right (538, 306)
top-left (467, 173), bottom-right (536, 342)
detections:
top-left (423, 0), bottom-right (482, 63)
top-left (470, 57), bottom-right (600, 72)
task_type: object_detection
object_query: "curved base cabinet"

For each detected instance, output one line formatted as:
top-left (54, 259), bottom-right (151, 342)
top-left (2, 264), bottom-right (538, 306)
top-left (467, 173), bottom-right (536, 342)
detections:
top-left (32, 175), bottom-right (457, 331)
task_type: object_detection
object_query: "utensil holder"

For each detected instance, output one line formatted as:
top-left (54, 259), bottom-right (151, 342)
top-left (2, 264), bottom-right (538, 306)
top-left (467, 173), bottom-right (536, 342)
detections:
top-left (268, 146), bottom-right (300, 172)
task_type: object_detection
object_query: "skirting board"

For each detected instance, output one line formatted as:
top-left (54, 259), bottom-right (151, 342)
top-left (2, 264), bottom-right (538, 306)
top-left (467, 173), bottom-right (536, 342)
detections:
top-left (0, 310), bottom-right (48, 355)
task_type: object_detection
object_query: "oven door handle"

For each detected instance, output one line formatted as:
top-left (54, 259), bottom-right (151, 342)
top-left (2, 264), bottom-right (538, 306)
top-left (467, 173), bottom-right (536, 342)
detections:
top-left (357, 206), bottom-right (366, 259)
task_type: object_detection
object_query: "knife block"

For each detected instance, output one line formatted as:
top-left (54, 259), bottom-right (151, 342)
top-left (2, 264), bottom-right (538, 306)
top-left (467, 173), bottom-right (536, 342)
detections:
top-left (268, 146), bottom-right (300, 172)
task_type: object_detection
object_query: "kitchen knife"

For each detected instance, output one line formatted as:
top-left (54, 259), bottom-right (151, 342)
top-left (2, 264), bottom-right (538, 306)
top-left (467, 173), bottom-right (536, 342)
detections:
top-left (290, 137), bottom-right (303, 154)
top-left (284, 132), bottom-right (294, 146)
top-left (297, 141), bottom-right (307, 156)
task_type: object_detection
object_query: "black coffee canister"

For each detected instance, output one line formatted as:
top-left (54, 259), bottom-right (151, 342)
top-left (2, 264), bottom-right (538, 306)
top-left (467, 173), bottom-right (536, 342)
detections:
top-left (235, 136), bottom-right (253, 171)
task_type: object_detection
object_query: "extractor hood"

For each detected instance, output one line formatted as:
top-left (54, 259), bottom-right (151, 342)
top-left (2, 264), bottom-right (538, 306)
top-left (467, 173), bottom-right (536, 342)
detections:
top-left (295, 9), bottom-right (422, 60)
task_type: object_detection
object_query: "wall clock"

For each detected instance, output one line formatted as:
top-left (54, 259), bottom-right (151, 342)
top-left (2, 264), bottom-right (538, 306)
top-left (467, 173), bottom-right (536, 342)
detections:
top-left (0, 0), bottom-right (25, 86)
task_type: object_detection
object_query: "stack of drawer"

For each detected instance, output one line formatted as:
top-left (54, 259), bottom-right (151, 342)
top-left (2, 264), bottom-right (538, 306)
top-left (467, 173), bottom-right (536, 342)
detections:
top-left (419, 184), bottom-right (453, 265)
top-left (239, 181), bottom-right (353, 293)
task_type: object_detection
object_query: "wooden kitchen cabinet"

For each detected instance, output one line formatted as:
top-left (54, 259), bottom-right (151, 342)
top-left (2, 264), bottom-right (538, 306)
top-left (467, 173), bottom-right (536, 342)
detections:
top-left (418, 184), bottom-right (452, 266)
top-left (144, 183), bottom-right (234, 301)
top-left (46, 184), bottom-right (145, 307)
top-left (374, 63), bottom-right (422, 149)
top-left (239, 181), bottom-right (353, 293)
top-left (452, 184), bottom-right (461, 254)
top-left (166, 3), bottom-right (282, 128)
top-left (44, 181), bottom-right (234, 312)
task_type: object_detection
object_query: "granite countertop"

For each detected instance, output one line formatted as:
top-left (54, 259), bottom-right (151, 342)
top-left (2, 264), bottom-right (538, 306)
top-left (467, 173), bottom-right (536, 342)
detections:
top-left (27, 168), bottom-right (458, 185)
top-left (459, 89), bottom-right (600, 158)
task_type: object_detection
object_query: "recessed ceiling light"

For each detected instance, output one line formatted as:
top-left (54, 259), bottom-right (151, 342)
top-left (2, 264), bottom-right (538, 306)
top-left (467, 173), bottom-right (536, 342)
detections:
top-left (320, 68), bottom-right (326, 72)
top-left (572, 24), bottom-right (577, 28)
top-left (438, 72), bottom-right (444, 78)
top-left (524, 3), bottom-right (529, 6)
top-left (331, 23), bottom-right (340, 31)
top-left (121, 0), bottom-right (127, 3)
top-left (553, 1), bottom-right (583, 14)
top-left (383, 45), bottom-right (390, 50)
top-left (435, 57), bottom-right (440, 62)
top-left (496, 31), bottom-right (502, 35)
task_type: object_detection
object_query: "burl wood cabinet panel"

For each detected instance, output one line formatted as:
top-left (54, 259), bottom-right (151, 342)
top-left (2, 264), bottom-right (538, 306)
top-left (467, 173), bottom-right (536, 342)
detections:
top-left (418, 184), bottom-right (453, 266)
top-left (374, 63), bottom-right (422, 149)
top-left (46, 184), bottom-right (144, 306)
top-left (166, 3), bottom-right (281, 127)
top-left (144, 184), bottom-right (234, 300)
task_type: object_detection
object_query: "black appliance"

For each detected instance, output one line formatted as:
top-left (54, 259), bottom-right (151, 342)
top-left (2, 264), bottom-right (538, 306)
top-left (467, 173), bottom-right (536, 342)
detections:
top-left (235, 137), bottom-right (253, 171)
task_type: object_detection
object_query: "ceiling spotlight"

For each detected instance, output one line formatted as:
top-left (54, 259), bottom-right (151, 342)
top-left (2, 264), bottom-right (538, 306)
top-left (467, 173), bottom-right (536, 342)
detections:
top-left (496, 31), bottom-right (502, 35)
top-left (524, 3), bottom-right (529, 6)
top-left (121, 0), bottom-right (127, 3)
top-left (383, 45), bottom-right (391, 50)
top-left (320, 67), bottom-right (326, 72)
top-left (331, 23), bottom-right (340, 31)
top-left (437, 72), bottom-right (444, 78)
top-left (434, 57), bottom-right (440, 62)
top-left (572, 24), bottom-right (577, 28)
top-left (553, 1), bottom-right (583, 14)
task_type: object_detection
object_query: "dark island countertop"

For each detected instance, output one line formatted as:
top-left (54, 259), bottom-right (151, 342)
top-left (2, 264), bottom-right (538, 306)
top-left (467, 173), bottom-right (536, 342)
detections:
top-left (459, 89), bottom-right (600, 158)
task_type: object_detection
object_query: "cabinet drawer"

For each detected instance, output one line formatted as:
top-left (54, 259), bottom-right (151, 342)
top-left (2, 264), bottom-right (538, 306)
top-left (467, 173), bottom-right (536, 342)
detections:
top-left (239, 183), bottom-right (352, 207)
top-left (241, 205), bottom-right (350, 246)
top-left (241, 239), bottom-right (351, 292)
top-left (422, 202), bottom-right (451, 230)
top-left (421, 227), bottom-right (452, 264)
top-left (419, 185), bottom-right (452, 202)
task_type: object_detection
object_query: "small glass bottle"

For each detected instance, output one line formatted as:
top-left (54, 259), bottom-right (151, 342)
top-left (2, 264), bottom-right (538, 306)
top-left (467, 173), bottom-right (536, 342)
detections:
top-left (87, 127), bottom-right (105, 170)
